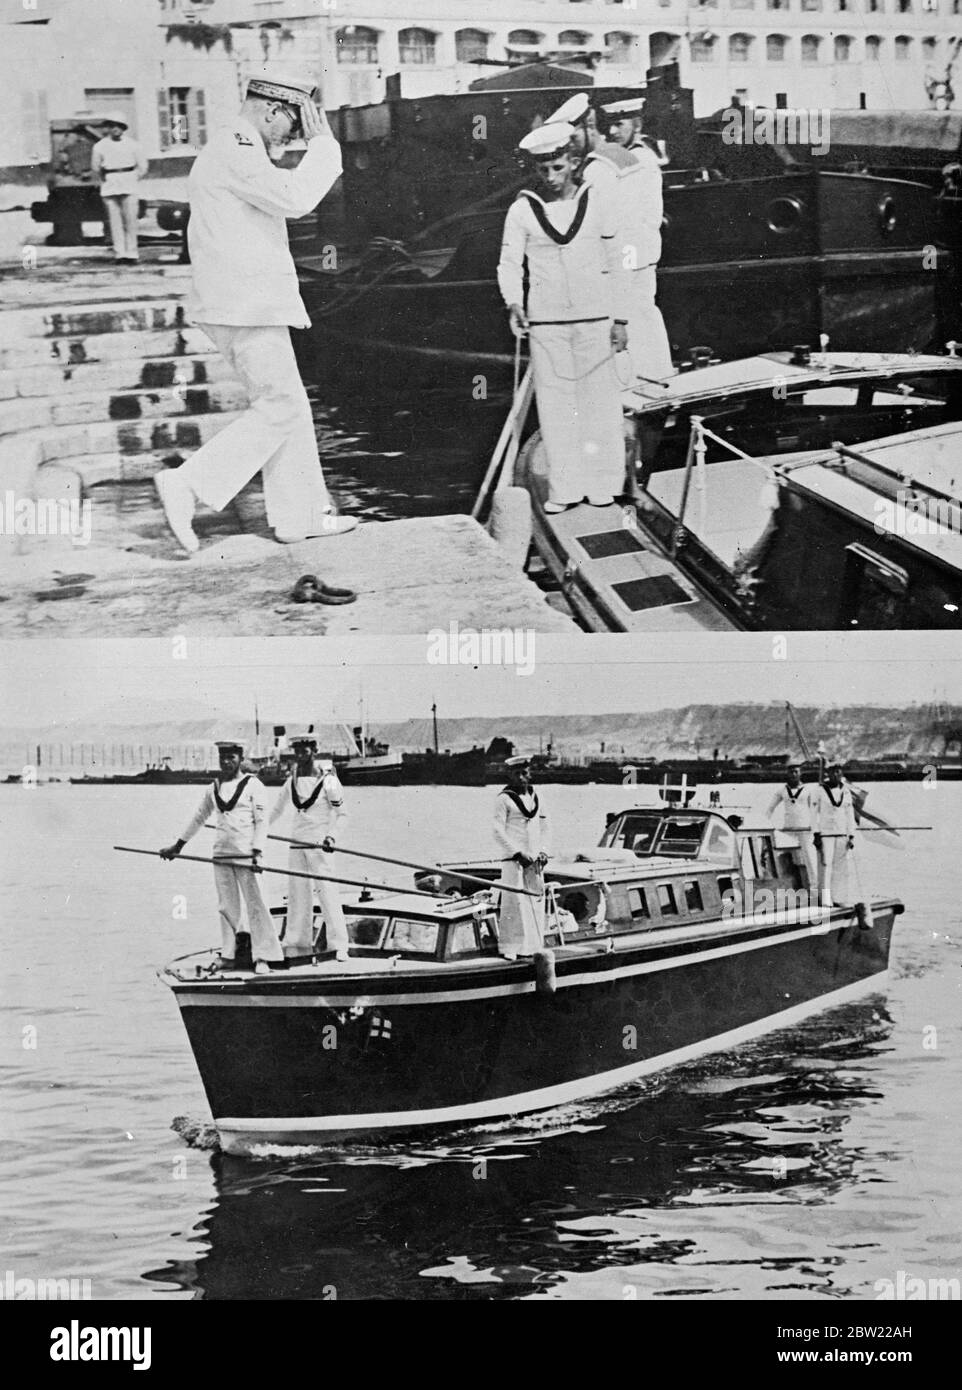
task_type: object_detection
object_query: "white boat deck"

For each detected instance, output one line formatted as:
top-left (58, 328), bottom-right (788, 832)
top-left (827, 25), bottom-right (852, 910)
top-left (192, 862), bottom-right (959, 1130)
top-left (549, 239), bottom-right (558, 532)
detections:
top-left (645, 456), bottom-right (779, 570)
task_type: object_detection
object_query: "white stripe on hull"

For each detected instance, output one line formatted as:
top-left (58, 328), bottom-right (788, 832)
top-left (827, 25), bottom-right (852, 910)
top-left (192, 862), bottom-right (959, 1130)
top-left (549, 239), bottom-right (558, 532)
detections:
top-left (174, 907), bottom-right (875, 1010)
top-left (214, 970), bottom-right (888, 1154)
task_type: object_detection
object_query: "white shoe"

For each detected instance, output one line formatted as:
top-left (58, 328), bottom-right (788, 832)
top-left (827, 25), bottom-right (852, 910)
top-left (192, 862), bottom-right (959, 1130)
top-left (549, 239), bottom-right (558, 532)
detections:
top-left (543, 501), bottom-right (577, 515)
top-left (154, 469), bottom-right (198, 554)
top-left (274, 512), bottom-right (358, 543)
top-left (586, 496), bottom-right (615, 507)
top-left (254, 960), bottom-right (271, 975)
top-left (335, 949), bottom-right (349, 962)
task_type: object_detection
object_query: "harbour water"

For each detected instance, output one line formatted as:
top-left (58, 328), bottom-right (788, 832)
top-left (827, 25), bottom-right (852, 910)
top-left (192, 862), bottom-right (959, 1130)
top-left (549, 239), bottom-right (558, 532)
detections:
top-left (2, 780), bottom-right (959, 1301)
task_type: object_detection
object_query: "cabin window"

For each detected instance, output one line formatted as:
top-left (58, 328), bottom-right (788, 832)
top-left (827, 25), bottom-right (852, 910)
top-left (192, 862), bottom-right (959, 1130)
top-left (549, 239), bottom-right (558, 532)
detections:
top-left (718, 875), bottom-right (736, 911)
top-left (755, 837), bottom-right (778, 878)
top-left (659, 818), bottom-right (705, 855)
top-left (704, 820), bottom-right (736, 862)
top-left (841, 545), bottom-right (908, 628)
top-left (740, 838), bottom-right (758, 879)
top-left (447, 921), bottom-right (480, 956)
top-left (684, 880), bottom-right (704, 911)
top-left (346, 915), bottom-right (388, 948)
top-left (387, 918), bottom-right (440, 955)
top-left (629, 887), bottom-right (650, 921)
top-left (657, 884), bottom-right (679, 915)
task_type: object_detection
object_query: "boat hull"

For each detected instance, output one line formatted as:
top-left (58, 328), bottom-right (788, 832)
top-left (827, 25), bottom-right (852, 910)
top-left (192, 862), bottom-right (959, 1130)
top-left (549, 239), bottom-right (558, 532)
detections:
top-left (168, 903), bottom-right (898, 1154)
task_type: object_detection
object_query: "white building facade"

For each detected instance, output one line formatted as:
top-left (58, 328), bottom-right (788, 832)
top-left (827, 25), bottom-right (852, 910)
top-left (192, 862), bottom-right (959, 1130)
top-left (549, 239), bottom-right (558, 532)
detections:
top-left (0, 0), bottom-right (953, 177)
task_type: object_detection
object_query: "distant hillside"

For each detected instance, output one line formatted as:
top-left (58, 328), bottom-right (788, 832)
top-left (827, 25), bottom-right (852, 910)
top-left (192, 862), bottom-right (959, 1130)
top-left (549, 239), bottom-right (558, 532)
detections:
top-left (5, 702), bottom-right (962, 765)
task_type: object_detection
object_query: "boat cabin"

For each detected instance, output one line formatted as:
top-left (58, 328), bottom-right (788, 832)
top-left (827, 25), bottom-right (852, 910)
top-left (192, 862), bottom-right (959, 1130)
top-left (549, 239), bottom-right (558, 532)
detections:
top-left (625, 353), bottom-right (962, 629)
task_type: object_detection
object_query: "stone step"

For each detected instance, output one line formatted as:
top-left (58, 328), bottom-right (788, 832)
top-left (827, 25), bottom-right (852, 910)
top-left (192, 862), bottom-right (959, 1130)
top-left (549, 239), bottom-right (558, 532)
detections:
top-left (0, 298), bottom-right (188, 345)
top-left (0, 325), bottom-right (213, 371)
top-left (0, 381), bottom-right (248, 436)
top-left (18, 410), bottom-right (242, 474)
top-left (0, 351), bottom-right (234, 400)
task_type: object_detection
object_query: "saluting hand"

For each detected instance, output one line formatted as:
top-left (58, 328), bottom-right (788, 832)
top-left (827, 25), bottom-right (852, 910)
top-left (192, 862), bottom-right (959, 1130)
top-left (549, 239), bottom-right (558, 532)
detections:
top-left (508, 304), bottom-right (529, 337)
top-left (300, 101), bottom-right (327, 143)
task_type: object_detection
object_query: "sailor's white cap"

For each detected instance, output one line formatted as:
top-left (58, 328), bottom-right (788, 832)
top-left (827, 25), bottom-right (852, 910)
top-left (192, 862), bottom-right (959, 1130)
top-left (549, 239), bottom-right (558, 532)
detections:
top-left (546, 92), bottom-right (590, 126)
top-left (288, 732), bottom-right (319, 749)
top-left (518, 122), bottom-right (576, 157)
top-left (504, 754), bottom-right (532, 767)
top-left (215, 740), bottom-right (245, 754)
top-left (600, 96), bottom-right (646, 117)
top-left (102, 110), bottom-right (130, 129)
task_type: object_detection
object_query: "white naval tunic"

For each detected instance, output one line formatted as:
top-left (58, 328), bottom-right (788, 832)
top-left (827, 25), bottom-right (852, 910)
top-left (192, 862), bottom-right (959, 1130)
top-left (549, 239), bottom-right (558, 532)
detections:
top-left (179, 774), bottom-right (282, 963)
top-left (765, 782), bottom-right (818, 889)
top-left (497, 185), bottom-right (628, 505)
top-left (813, 783), bottom-right (857, 907)
top-left (270, 769), bottom-right (348, 957)
top-left (173, 117), bottom-right (343, 537)
top-left (492, 786), bottom-right (549, 956)
top-left (618, 143), bottom-right (673, 381)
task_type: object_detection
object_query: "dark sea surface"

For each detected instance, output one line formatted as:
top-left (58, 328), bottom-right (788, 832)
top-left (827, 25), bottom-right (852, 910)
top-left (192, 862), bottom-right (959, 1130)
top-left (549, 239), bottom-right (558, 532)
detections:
top-left (1, 781), bottom-right (960, 1301)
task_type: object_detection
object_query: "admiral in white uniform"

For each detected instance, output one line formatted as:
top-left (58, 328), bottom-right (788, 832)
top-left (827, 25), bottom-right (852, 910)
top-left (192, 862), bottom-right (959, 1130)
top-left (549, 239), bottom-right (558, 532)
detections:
top-left (765, 761), bottom-right (818, 890)
top-left (91, 112), bottom-right (147, 263)
top-left (813, 764), bottom-right (857, 907)
top-left (270, 735), bottom-right (349, 961)
top-left (160, 740), bottom-right (283, 972)
top-left (497, 121), bottom-right (629, 511)
top-left (492, 756), bottom-right (549, 957)
top-left (599, 96), bottom-right (674, 384)
top-left (153, 71), bottom-right (356, 554)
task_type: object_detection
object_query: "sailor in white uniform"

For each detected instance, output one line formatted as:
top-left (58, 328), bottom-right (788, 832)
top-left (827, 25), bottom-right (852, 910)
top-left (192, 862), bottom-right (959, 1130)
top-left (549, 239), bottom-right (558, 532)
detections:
top-left (599, 96), bottom-right (675, 384)
top-left (91, 112), bottom-right (147, 263)
top-left (161, 740), bottom-right (283, 972)
top-left (153, 70), bottom-right (356, 554)
top-left (813, 764), bottom-right (857, 907)
top-left (765, 761), bottom-right (818, 892)
top-left (497, 121), bottom-right (629, 511)
top-left (492, 756), bottom-right (549, 957)
top-left (269, 734), bottom-right (349, 961)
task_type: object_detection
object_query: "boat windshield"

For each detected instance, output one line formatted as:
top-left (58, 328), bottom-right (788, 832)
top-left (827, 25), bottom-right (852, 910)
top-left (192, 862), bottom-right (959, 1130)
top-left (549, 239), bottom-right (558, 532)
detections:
top-left (602, 811), bottom-right (707, 858)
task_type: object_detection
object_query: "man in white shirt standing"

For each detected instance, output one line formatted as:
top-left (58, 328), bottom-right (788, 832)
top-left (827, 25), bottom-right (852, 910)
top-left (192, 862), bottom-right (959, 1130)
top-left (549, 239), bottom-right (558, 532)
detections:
top-left (765, 761), bottom-right (818, 896)
top-left (91, 112), bottom-right (147, 264)
top-left (270, 734), bottom-right (349, 962)
top-left (813, 764), bottom-right (857, 907)
top-left (599, 96), bottom-right (675, 385)
top-left (154, 71), bottom-right (357, 554)
top-left (493, 755), bottom-right (550, 958)
top-left (160, 740), bottom-right (284, 974)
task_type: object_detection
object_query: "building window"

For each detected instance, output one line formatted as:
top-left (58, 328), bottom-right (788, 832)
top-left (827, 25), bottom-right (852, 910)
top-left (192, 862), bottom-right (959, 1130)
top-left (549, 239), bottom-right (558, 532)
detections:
top-left (767, 33), bottom-right (788, 59)
top-left (922, 36), bottom-right (939, 58)
top-left (866, 0), bottom-right (883, 9)
top-left (398, 27), bottom-right (436, 64)
top-left (835, 34), bottom-right (852, 59)
top-left (866, 33), bottom-right (882, 57)
top-left (836, 0), bottom-right (850, 8)
top-left (335, 26), bottom-right (379, 65)
top-left (801, 0), bottom-right (822, 9)
top-left (801, 33), bottom-right (822, 59)
top-left (767, 0), bottom-right (789, 8)
top-left (158, 87), bottom-right (206, 149)
top-left (695, 0), bottom-right (719, 7)
top-left (558, 29), bottom-right (592, 47)
top-left (455, 28), bottom-right (488, 63)
top-left (894, 33), bottom-right (912, 57)
top-left (896, 0), bottom-right (911, 9)
top-left (605, 30), bottom-right (636, 61)
top-left (690, 33), bottom-right (717, 61)
top-left (731, 0), bottom-right (756, 7)
top-left (650, 31), bottom-right (683, 63)
top-left (508, 29), bottom-right (542, 45)
top-left (730, 31), bottom-right (754, 60)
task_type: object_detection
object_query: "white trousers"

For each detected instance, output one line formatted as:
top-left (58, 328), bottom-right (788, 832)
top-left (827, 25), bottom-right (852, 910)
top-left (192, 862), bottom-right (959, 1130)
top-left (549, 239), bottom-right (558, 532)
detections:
top-left (178, 323), bottom-right (331, 537)
top-left (624, 267), bottom-right (673, 382)
top-left (498, 859), bottom-right (545, 957)
top-left (783, 829), bottom-right (818, 895)
top-left (103, 193), bottom-right (138, 260)
top-left (528, 320), bottom-right (626, 505)
top-left (212, 862), bottom-right (283, 963)
top-left (818, 838), bottom-right (853, 907)
top-left (284, 846), bottom-right (348, 957)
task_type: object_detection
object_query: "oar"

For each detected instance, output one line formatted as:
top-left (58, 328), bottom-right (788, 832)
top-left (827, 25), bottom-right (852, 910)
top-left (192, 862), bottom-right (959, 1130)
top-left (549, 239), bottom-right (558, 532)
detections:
top-left (113, 846), bottom-right (442, 898)
top-left (261, 830), bottom-right (542, 899)
top-left (470, 357), bottom-right (534, 520)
